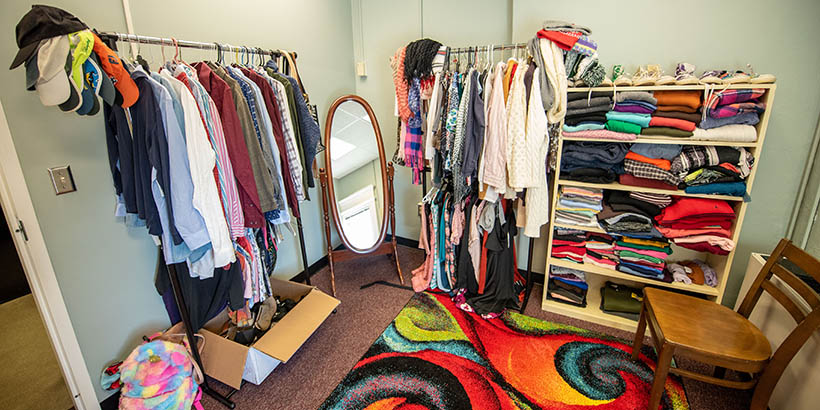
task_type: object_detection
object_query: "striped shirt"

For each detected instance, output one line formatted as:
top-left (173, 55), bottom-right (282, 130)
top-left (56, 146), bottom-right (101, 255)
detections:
top-left (265, 75), bottom-right (305, 201)
top-left (175, 65), bottom-right (244, 239)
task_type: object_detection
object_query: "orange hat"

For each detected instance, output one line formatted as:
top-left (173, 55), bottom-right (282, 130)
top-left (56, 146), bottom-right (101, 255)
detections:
top-left (91, 32), bottom-right (138, 107)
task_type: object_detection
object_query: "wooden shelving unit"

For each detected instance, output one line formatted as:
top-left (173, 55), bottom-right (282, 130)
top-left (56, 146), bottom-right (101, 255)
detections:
top-left (543, 84), bottom-right (776, 331)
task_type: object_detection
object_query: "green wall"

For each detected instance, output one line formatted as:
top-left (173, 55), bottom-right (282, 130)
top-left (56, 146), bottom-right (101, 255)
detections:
top-left (351, 0), bottom-right (820, 308)
top-left (0, 0), bottom-right (355, 401)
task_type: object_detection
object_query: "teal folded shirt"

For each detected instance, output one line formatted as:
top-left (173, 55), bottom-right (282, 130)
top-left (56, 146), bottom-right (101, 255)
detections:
top-left (606, 111), bottom-right (651, 127)
top-left (563, 123), bottom-right (606, 132)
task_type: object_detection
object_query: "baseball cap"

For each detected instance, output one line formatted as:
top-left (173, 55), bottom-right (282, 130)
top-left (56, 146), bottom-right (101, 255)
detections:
top-left (89, 53), bottom-right (116, 105)
top-left (10, 5), bottom-right (87, 70)
top-left (30, 35), bottom-right (72, 106)
top-left (76, 58), bottom-right (101, 115)
top-left (58, 52), bottom-right (83, 112)
top-left (68, 30), bottom-right (94, 90)
top-left (91, 32), bottom-right (139, 108)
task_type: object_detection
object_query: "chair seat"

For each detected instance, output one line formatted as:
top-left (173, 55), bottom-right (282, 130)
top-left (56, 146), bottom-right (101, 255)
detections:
top-left (644, 287), bottom-right (772, 364)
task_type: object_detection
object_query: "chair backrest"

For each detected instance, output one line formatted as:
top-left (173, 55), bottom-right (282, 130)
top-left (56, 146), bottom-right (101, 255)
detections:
top-left (735, 238), bottom-right (820, 400)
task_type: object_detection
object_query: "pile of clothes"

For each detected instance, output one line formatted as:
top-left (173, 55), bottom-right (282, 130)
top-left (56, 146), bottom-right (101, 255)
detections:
top-left (563, 92), bottom-right (625, 140)
top-left (597, 191), bottom-right (660, 237)
top-left (555, 186), bottom-right (603, 227)
top-left (670, 146), bottom-right (754, 197)
top-left (560, 141), bottom-right (628, 183)
top-left (622, 143), bottom-right (682, 190)
top-left (600, 281), bottom-right (644, 321)
top-left (695, 88), bottom-right (765, 142)
top-left (551, 229), bottom-right (586, 263)
top-left (615, 236), bottom-right (673, 280)
top-left (643, 90), bottom-right (701, 138)
top-left (534, 20), bottom-right (605, 88)
top-left (547, 266), bottom-right (588, 306)
top-left (655, 197), bottom-right (737, 255)
top-left (666, 260), bottom-right (718, 287)
top-left (584, 232), bottom-right (618, 269)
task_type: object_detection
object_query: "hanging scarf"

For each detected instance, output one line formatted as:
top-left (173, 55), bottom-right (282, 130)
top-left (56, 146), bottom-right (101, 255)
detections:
top-left (404, 78), bottom-right (424, 184)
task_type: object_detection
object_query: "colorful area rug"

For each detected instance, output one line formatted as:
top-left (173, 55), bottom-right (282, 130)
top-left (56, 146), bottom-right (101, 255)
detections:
top-left (320, 292), bottom-right (689, 409)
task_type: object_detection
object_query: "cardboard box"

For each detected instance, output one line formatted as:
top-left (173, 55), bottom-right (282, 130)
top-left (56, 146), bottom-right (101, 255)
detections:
top-left (170, 278), bottom-right (339, 389)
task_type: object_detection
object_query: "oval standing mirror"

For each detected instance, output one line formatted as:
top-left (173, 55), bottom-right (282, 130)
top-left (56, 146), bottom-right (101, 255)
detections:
top-left (326, 96), bottom-right (387, 252)
top-left (319, 95), bottom-right (403, 296)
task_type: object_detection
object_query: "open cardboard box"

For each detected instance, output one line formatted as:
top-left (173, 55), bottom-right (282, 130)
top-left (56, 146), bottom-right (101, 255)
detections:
top-left (169, 278), bottom-right (339, 389)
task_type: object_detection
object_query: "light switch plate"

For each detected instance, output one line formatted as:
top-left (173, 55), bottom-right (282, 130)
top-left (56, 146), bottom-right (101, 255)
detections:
top-left (48, 165), bottom-right (76, 195)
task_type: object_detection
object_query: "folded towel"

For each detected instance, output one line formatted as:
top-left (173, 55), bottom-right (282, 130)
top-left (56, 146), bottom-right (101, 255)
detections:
top-left (691, 124), bottom-right (757, 142)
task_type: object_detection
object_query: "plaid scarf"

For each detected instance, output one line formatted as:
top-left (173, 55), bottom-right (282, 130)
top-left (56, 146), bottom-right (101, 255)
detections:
top-left (671, 146), bottom-right (753, 181)
top-left (404, 78), bottom-right (424, 184)
top-left (624, 158), bottom-right (680, 185)
top-left (704, 88), bottom-right (766, 110)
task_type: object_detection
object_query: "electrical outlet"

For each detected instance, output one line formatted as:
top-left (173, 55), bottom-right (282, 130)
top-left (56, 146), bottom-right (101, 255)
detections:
top-left (48, 165), bottom-right (76, 195)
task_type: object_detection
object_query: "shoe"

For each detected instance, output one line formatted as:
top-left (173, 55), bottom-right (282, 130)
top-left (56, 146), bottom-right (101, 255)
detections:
top-left (612, 65), bottom-right (632, 86)
top-left (674, 62), bottom-right (699, 85)
top-left (254, 297), bottom-right (278, 332)
top-left (656, 66), bottom-right (676, 85)
top-left (599, 76), bottom-right (613, 87)
top-left (720, 70), bottom-right (751, 84)
top-left (699, 70), bottom-right (726, 84)
top-left (747, 64), bottom-right (776, 83)
top-left (632, 65), bottom-right (659, 86)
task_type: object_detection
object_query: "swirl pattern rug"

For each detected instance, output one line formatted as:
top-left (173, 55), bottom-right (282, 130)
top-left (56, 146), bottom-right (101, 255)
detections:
top-left (320, 292), bottom-right (689, 410)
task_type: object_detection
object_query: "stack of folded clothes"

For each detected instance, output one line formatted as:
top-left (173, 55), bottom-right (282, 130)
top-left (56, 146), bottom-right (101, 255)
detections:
top-left (694, 88), bottom-right (765, 142)
top-left (563, 91), bottom-right (612, 133)
top-left (666, 260), bottom-right (718, 287)
top-left (621, 144), bottom-right (681, 189)
top-left (555, 186), bottom-right (603, 228)
top-left (613, 91), bottom-right (657, 114)
top-left (551, 229), bottom-right (586, 263)
top-left (670, 146), bottom-right (754, 196)
top-left (560, 141), bottom-right (628, 183)
top-left (615, 236), bottom-right (673, 281)
top-left (645, 90), bottom-right (702, 138)
top-left (597, 191), bottom-right (657, 238)
top-left (547, 266), bottom-right (588, 306)
top-left (654, 197), bottom-right (737, 255)
top-left (600, 281), bottom-right (644, 321)
top-left (584, 232), bottom-right (618, 269)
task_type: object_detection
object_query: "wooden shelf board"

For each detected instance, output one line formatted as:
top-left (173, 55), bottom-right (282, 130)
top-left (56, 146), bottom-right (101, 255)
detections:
top-left (561, 135), bottom-right (759, 148)
top-left (541, 274), bottom-right (638, 332)
top-left (557, 179), bottom-right (744, 202)
top-left (568, 84), bottom-right (775, 92)
top-left (548, 258), bottom-right (720, 296)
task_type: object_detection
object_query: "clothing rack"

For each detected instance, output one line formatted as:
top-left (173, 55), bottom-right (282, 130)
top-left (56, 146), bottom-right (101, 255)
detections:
top-left (447, 42), bottom-right (528, 54)
top-left (104, 31), bottom-right (313, 408)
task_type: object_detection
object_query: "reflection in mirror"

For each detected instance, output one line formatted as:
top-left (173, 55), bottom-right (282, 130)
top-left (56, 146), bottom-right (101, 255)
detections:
top-left (329, 101), bottom-right (385, 250)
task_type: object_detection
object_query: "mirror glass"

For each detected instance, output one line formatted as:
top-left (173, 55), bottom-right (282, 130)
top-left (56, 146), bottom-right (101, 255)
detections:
top-left (328, 100), bottom-right (385, 251)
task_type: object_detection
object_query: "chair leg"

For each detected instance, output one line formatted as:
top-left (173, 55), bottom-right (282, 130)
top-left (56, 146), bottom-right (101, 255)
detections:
top-left (632, 302), bottom-right (648, 360)
top-left (647, 343), bottom-right (674, 410)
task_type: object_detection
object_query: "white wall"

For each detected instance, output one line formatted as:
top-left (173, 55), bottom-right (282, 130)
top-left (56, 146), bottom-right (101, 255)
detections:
top-left (353, 0), bottom-right (820, 307)
top-left (0, 0), bottom-right (355, 401)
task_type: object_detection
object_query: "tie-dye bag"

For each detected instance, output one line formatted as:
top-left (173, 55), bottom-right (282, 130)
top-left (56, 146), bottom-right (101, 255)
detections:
top-left (119, 340), bottom-right (203, 410)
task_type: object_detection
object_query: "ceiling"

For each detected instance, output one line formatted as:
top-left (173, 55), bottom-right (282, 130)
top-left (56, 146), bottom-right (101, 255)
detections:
top-left (329, 101), bottom-right (380, 179)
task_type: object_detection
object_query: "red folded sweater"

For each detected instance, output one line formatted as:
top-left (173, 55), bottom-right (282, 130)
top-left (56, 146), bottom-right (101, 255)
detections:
top-left (656, 198), bottom-right (735, 224)
top-left (619, 174), bottom-right (679, 191)
top-left (649, 116), bottom-right (696, 132)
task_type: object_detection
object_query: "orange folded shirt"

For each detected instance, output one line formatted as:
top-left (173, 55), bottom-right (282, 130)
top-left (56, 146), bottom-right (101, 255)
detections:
top-left (654, 90), bottom-right (702, 110)
top-left (625, 151), bottom-right (672, 170)
top-left (649, 116), bottom-right (696, 131)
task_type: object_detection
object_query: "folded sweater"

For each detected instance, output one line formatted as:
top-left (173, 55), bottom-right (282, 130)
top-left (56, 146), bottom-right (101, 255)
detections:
top-left (606, 111), bottom-right (652, 127)
top-left (692, 124), bottom-right (757, 142)
top-left (654, 90), bottom-right (702, 110)
top-left (641, 126), bottom-right (694, 138)
top-left (649, 116), bottom-right (696, 132)
top-left (606, 120), bottom-right (642, 135)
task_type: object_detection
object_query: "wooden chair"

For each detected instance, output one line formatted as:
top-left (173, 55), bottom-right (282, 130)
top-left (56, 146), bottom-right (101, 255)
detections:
top-left (632, 238), bottom-right (820, 410)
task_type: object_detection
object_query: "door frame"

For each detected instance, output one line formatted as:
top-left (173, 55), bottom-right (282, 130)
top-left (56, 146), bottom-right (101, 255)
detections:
top-left (0, 101), bottom-right (99, 410)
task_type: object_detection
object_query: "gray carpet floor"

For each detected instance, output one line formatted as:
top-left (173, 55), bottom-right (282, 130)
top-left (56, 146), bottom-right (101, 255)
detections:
top-left (0, 294), bottom-right (73, 410)
top-left (200, 245), bottom-right (752, 409)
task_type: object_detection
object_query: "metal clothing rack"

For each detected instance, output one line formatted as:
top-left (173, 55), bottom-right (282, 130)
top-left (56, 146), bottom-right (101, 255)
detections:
top-left (104, 31), bottom-right (313, 408)
top-left (418, 40), bottom-right (537, 312)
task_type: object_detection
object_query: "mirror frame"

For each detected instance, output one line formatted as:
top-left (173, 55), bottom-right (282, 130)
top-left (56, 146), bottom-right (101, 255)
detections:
top-left (322, 94), bottom-right (389, 254)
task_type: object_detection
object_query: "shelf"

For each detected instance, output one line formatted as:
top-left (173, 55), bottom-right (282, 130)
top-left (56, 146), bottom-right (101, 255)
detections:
top-left (557, 179), bottom-right (744, 202)
top-left (568, 83), bottom-right (775, 92)
top-left (542, 274), bottom-right (638, 332)
top-left (561, 135), bottom-right (759, 148)
top-left (548, 257), bottom-right (720, 296)
top-left (553, 222), bottom-right (606, 234)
